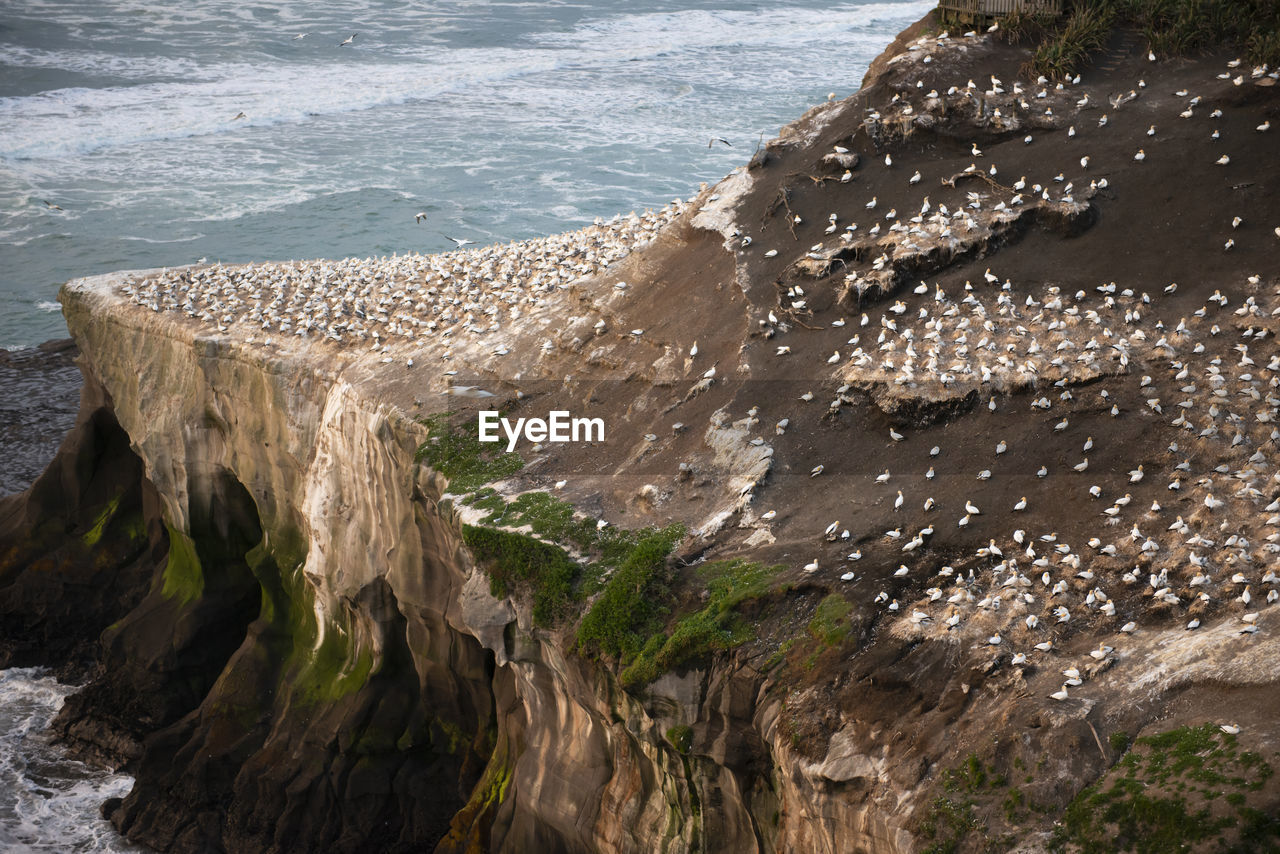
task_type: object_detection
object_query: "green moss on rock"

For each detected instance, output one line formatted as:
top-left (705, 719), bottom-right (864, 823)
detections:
top-left (246, 525), bottom-right (375, 707)
top-left (666, 725), bottom-right (693, 755)
top-left (81, 494), bottom-right (123, 548)
top-left (159, 523), bottom-right (205, 605)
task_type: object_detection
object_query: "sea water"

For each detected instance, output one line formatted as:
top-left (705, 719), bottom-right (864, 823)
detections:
top-left (0, 0), bottom-right (932, 349)
top-left (0, 1), bottom-right (931, 848)
top-left (0, 668), bottom-right (144, 852)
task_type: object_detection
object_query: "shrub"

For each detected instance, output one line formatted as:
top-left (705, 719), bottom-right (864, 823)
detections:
top-left (462, 525), bottom-right (578, 626)
top-left (576, 526), bottom-right (684, 659)
top-left (1016, 0), bottom-right (1280, 78)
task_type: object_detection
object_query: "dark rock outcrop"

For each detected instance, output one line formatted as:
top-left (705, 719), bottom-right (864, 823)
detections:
top-left (0, 372), bottom-right (163, 678)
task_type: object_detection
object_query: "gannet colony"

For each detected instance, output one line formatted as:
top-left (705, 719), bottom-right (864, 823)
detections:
top-left (120, 206), bottom-right (683, 348)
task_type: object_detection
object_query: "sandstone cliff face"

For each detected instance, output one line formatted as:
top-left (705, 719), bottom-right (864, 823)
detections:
top-left (46, 265), bottom-right (836, 853)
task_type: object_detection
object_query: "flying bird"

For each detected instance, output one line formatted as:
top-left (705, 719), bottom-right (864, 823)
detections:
top-left (446, 385), bottom-right (494, 399)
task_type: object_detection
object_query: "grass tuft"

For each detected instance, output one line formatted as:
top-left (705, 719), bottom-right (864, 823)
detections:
top-left (808, 594), bottom-right (856, 647)
top-left (1029, 4), bottom-right (1116, 80)
top-left (618, 559), bottom-right (780, 687)
top-left (1008, 0), bottom-right (1280, 79)
top-left (416, 412), bottom-right (524, 492)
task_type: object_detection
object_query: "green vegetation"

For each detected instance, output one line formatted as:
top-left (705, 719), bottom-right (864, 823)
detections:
top-left (1031, 4), bottom-right (1116, 80)
top-left (69, 486), bottom-right (149, 567)
top-left (462, 524), bottom-right (579, 626)
top-left (617, 559), bottom-right (780, 687)
top-left (436, 736), bottom-right (515, 852)
top-left (470, 487), bottom-right (679, 576)
top-left (248, 531), bottom-right (376, 707)
top-left (474, 489), bottom-right (598, 552)
top-left (918, 753), bottom-right (1058, 852)
top-left (415, 412), bottom-right (524, 492)
top-left (81, 494), bottom-right (123, 548)
top-left (576, 526), bottom-right (686, 660)
top-left (292, 624), bottom-right (375, 706)
top-left (159, 523), bottom-right (205, 605)
top-left (474, 746), bottom-right (514, 812)
top-left (944, 754), bottom-right (1008, 794)
top-left (1126, 0), bottom-right (1280, 64)
top-left (1054, 723), bottom-right (1280, 853)
top-left (763, 637), bottom-right (797, 671)
top-left (666, 724), bottom-right (694, 755)
top-left (1110, 731), bottom-right (1132, 755)
top-left (1003, 787), bottom-right (1026, 823)
top-left (808, 594), bottom-right (856, 647)
top-left (421, 412), bottom-right (689, 638)
top-left (1000, 0), bottom-right (1280, 79)
top-left (417, 414), bottom-right (784, 689)
top-left (921, 796), bottom-right (981, 854)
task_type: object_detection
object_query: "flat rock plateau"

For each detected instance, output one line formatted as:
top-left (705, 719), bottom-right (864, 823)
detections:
top-left (3, 10), bottom-right (1280, 854)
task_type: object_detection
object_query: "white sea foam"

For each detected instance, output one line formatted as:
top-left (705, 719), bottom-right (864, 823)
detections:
top-left (0, 0), bottom-right (932, 376)
top-left (34, 301), bottom-right (62, 312)
top-left (0, 0), bottom-right (932, 163)
top-left (118, 232), bottom-right (205, 243)
top-left (532, 2), bottom-right (934, 53)
top-left (0, 52), bottom-right (565, 159)
top-left (0, 669), bottom-right (142, 853)
top-left (0, 45), bottom-right (209, 81)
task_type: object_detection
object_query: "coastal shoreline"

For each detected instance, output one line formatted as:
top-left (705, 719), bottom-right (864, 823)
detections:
top-left (3, 6), bottom-right (1280, 853)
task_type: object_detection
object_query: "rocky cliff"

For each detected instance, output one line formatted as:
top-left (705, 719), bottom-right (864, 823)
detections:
top-left (3, 10), bottom-right (1280, 853)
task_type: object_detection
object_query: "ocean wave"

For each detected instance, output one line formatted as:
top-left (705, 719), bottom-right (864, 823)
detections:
top-left (118, 232), bottom-right (206, 243)
top-left (531, 1), bottom-right (936, 52)
top-left (0, 0), bottom-right (931, 162)
top-left (34, 301), bottom-right (61, 312)
top-left (0, 45), bottom-right (210, 82)
top-left (0, 50), bottom-right (570, 160)
top-left (0, 668), bottom-right (142, 853)
top-left (0, 230), bottom-right (73, 247)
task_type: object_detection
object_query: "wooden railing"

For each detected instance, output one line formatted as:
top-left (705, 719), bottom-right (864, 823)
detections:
top-left (936, 0), bottom-right (1063, 22)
